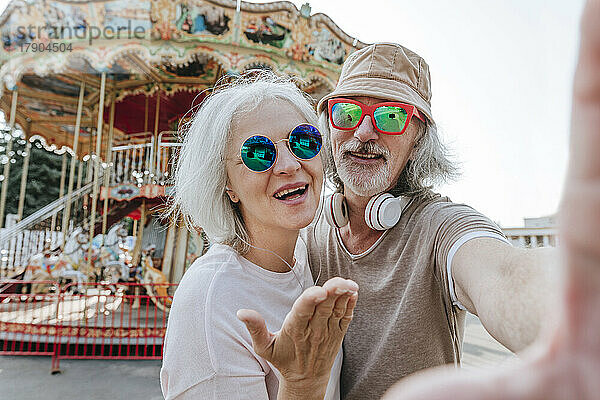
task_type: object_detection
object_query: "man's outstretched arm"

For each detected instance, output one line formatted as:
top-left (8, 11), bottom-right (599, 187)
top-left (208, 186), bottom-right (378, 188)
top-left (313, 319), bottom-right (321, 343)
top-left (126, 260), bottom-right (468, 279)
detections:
top-left (384, 1), bottom-right (600, 398)
top-left (452, 238), bottom-right (560, 352)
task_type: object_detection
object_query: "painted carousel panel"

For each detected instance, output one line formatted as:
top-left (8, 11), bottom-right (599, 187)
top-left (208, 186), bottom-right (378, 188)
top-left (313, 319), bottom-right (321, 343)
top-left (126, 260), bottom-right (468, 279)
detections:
top-left (1, 1), bottom-right (91, 53)
top-left (174, 1), bottom-right (232, 37)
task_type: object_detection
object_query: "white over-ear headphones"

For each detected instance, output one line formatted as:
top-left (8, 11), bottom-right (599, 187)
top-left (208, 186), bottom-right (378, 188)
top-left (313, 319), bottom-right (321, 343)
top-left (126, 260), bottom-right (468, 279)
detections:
top-left (324, 192), bottom-right (411, 231)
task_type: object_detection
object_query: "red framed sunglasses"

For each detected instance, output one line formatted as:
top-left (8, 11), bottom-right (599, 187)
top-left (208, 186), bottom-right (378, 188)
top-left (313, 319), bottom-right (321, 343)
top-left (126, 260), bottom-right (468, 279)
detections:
top-left (328, 98), bottom-right (425, 135)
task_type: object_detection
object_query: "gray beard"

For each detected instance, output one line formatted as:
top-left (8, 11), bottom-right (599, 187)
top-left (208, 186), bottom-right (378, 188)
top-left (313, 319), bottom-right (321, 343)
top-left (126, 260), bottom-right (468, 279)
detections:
top-left (334, 140), bottom-right (393, 197)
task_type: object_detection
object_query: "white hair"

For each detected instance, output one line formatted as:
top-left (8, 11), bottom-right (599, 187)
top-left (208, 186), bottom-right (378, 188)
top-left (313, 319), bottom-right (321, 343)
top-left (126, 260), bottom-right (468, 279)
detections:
top-left (168, 71), bottom-right (318, 253)
top-left (318, 112), bottom-right (459, 197)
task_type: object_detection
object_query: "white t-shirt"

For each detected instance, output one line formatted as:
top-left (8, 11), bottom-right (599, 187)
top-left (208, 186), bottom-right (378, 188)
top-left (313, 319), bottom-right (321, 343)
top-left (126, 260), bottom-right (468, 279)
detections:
top-left (160, 239), bottom-right (342, 400)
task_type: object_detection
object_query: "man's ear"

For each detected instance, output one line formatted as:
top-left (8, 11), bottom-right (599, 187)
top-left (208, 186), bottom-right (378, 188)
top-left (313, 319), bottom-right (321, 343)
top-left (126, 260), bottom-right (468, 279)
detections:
top-left (408, 139), bottom-right (419, 161)
top-left (409, 123), bottom-right (425, 161)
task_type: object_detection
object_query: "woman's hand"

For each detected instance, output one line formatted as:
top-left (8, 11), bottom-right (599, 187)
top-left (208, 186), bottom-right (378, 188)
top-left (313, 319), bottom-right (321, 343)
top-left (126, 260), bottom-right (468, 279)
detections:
top-left (237, 277), bottom-right (358, 400)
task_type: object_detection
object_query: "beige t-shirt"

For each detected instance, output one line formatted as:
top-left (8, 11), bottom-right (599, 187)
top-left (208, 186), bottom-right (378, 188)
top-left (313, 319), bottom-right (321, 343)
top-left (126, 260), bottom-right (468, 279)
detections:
top-left (303, 192), bottom-right (507, 400)
top-left (160, 240), bottom-right (343, 400)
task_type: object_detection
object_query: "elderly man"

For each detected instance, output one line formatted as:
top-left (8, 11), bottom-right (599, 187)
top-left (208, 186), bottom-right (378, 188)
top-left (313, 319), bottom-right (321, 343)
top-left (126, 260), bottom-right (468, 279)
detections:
top-left (241, 1), bottom-right (600, 398)
top-left (297, 41), bottom-right (558, 399)
top-left (244, 40), bottom-right (558, 399)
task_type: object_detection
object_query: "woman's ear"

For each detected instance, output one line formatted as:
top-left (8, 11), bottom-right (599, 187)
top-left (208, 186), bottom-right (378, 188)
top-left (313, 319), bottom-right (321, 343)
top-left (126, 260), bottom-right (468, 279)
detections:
top-left (225, 187), bottom-right (239, 203)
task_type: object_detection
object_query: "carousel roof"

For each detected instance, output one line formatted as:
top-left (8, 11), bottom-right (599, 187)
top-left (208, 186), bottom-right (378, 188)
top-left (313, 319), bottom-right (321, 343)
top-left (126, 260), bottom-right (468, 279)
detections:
top-left (0, 0), bottom-right (367, 156)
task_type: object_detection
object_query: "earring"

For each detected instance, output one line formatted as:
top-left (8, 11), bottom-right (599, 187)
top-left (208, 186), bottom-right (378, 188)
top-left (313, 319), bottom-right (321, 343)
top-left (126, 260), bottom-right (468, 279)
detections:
top-left (225, 187), bottom-right (239, 203)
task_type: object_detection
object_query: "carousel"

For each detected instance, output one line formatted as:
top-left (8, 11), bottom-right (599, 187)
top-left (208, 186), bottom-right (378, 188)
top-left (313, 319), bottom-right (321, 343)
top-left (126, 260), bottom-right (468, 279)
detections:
top-left (0, 0), bottom-right (366, 308)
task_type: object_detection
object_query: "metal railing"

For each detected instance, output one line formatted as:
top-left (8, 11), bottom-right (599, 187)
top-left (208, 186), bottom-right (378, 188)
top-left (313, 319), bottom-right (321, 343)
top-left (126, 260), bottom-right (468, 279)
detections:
top-left (111, 131), bottom-right (180, 186)
top-left (0, 163), bottom-right (105, 278)
top-left (502, 227), bottom-right (558, 248)
top-left (0, 180), bottom-right (97, 244)
top-left (0, 132), bottom-right (181, 276)
top-left (1, 281), bottom-right (176, 372)
top-left (111, 141), bottom-right (154, 186)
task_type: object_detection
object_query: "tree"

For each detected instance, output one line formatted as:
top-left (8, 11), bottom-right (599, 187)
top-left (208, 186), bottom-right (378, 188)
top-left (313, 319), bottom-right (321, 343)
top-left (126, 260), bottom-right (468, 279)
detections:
top-left (0, 133), bottom-right (72, 220)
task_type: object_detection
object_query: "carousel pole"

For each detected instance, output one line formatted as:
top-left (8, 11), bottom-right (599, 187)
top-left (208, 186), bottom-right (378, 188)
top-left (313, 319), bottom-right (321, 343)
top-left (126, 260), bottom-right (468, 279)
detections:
top-left (234, 0), bottom-right (242, 43)
top-left (15, 125), bottom-right (30, 268)
top-left (161, 217), bottom-right (177, 282)
top-left (16, 140), bottom-right (31, 221)
top-left (144, 95), bottom-right (149, 133)
top-left (172, 222), bottom-right (189, 283)
top-left (150, 89), bottom-right (160, 183)
top-left (83, 154), bottom-right (93, 222)
top-left (132, 199), bottom-right (145, 267)
top-left (87, 72), bottom-right (106, 269)
top-left (131, 199), bottom-right (146, 309)
top-left (101, 93), bottom-right (116, 236)
top-left (73, 155), bottom-right (83, 223)
top-left (0, 89), bottom-right (18, 229)
top-left (76, 155), bottom-right (83, 191)
top-left (82, 111), bottom-right (95, 224)
top-left (61, 81), bottom-right (85, 247)
top-left (50, 153), bottom-right (68, 233)
top-left (143, 95), bottom-right (149, 185)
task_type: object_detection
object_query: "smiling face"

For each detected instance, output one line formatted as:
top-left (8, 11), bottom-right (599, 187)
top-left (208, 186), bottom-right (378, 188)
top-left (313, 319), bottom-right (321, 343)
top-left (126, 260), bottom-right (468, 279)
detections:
top-left (225, 99), bottom-right (323, 237)
top-left (329, 96), bottom-right (422, 197)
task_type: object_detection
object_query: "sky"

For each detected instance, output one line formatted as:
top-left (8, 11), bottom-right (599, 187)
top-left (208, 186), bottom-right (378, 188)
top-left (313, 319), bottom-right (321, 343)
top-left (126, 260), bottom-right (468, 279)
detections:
top-left (0, 0), bottom-right (587, 226)
top-left (267, 0), bottom-right (587, 227)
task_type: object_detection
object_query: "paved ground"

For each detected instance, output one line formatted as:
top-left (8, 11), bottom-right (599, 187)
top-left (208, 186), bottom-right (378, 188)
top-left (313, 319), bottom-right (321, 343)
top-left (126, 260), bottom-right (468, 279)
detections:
top-left (0, 313), bottom-right (515, 400)
top-left (462, 312), bottom-right (516, 370)
top-left (0, 357), bottom-right (163, 400)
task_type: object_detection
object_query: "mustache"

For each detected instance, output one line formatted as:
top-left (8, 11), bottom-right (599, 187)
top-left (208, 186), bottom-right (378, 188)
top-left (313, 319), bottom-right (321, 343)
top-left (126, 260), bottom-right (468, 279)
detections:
top-left (339, 139), bottom-right (390, 158)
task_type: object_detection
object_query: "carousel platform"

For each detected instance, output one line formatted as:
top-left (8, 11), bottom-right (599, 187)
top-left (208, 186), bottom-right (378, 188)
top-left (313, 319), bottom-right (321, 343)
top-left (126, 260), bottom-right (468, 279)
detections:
top-left (1, 287), bottom-right (167, 359)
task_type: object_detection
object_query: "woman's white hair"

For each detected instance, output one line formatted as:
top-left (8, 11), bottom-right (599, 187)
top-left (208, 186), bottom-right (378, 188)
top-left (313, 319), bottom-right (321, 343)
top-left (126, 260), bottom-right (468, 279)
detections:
top-left (318, 112), bottom-right (459, 197)
top-left (168, 71), bottom-right (318, 253)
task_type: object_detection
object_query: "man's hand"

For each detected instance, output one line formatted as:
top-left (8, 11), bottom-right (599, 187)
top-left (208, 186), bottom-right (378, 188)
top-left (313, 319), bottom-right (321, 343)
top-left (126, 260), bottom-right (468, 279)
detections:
top-left (237, 277), bottom-right (358, 400)
top-left (383, 1), bottom-right (600, 398)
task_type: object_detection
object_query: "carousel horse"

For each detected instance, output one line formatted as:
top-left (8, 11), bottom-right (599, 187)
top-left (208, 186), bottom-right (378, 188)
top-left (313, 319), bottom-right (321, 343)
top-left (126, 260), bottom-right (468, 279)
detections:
top-left (24, 245), bottom-right (88, 294)
top-left (141, 244), bottom-right (172, 311)
top-left (127, 244), bottom-right (173, 311)
top-left (24, 224), bottom-right (130, 294)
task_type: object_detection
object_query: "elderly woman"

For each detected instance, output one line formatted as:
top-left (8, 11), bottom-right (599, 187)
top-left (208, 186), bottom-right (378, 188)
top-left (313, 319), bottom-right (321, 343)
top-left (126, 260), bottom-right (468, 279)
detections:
top-left (160, 72), bottom-right (358, 400)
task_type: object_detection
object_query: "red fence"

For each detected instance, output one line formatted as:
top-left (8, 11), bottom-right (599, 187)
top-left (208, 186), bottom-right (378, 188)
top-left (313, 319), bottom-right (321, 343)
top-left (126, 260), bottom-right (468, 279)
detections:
top-left (0, 280), bottom-right (176, 372)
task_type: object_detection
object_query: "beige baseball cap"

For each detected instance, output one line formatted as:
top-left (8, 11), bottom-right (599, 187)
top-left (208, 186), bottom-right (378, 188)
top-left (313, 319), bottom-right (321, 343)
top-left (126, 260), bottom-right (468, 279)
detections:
top-left (317, 42), bottom-right (433, 123)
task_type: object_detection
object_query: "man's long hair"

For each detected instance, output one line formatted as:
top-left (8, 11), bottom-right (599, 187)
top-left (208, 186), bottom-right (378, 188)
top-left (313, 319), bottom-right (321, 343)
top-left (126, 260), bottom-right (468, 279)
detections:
top-left (318, 113), bottom-right (459, 197)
